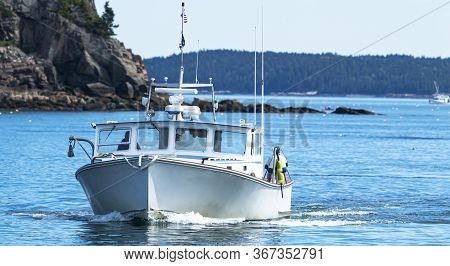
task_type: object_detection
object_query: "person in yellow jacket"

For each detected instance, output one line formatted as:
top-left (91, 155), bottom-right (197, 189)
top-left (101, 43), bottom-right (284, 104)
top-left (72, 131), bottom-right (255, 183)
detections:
top-left (265, 147), bottom-right (288, 184)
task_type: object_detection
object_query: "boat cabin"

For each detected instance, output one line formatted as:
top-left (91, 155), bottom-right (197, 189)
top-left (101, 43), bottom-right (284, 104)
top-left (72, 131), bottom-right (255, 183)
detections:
top-left (94, 120), bottom-right (262, 158)
top-left (92, 120), bottom-right (264, 176)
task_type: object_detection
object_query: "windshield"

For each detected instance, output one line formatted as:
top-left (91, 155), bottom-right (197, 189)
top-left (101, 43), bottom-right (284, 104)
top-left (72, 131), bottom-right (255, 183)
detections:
top-left (138, 126), bottom-right (169, 150)
top-left (98, 128), bottom-right (132, 153)
top-left (175, 128), bottom-right (208, 151)
top-left (214, 130), bottom-right (246, 154)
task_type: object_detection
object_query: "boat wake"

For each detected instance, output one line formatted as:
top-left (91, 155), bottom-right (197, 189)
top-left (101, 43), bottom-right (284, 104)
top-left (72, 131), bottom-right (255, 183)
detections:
top-left (89, 211), bottom-right (136, 223)
top-left (258, 208), bottom-right (374, 227)
top-left (10, 210), bottom-right (138, 223)
top-left (306, 210), bottom-right (372, 217)
top-left (11, 211), bottom-right (92, 222)
top-left (157, 210), bottom-right (368, 227)
top-left (10, 208), bottom-right (372, 227)
top-left (161, 211), bottom-right (245, 225)
top-left (255, 219), bottom-right (366, 227)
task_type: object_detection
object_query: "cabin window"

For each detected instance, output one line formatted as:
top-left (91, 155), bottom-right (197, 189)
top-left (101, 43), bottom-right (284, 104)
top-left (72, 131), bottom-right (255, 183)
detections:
top-left (214, 130), bottom-right (247, 154)
top-left (175, 128), bottom-right (208, 151)
top-left (138, 126), bottom-right (169, 150)
top-left (98, 128), bottom-right (132, 153)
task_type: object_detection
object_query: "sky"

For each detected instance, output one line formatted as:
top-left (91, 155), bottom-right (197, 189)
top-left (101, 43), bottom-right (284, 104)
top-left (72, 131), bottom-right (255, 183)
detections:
top-left (94, 0), bottom-right (450, 59)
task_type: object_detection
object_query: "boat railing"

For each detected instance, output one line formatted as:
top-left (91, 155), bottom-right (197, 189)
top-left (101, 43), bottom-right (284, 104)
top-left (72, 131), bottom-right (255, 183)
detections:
top-left (68, 136), bottom-right (95, 161)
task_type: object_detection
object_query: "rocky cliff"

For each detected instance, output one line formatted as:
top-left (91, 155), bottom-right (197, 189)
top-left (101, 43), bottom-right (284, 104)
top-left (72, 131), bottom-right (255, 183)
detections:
top-left (0, 0), bottom-right (153, 111)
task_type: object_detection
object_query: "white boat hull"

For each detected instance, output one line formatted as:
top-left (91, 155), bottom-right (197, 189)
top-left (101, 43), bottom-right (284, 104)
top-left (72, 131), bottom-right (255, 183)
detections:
top-left (429, 99), bottom-right (450, 104)
top-left (76, 157), bottom-right (292, 220)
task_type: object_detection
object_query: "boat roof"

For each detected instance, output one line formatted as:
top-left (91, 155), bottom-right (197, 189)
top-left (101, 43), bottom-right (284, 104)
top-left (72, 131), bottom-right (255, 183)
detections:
top-left (153, 82), bottom-right (213, 88)
top-left (95, 119), bottom-right (260, 131)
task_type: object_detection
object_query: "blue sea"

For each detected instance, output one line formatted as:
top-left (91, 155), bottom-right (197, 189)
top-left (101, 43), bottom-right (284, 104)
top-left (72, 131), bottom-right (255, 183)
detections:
top-left (1, 96), bottom-right (449, 246)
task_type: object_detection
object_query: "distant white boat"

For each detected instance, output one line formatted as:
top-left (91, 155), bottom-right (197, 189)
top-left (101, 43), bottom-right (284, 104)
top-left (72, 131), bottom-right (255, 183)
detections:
top-left (429, 81), bottom-right (450, 104)
top-left (286, 91), bottom-right (318, 96)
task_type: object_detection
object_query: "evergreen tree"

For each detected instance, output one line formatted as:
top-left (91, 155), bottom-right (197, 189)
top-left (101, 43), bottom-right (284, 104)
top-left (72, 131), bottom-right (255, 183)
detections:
top-left (101, 1), bottom-right (118, 36)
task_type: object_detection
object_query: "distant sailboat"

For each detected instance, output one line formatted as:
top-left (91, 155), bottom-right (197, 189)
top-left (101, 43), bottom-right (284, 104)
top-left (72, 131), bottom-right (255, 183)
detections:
top-left (429, 81), bottom-right (450, 104)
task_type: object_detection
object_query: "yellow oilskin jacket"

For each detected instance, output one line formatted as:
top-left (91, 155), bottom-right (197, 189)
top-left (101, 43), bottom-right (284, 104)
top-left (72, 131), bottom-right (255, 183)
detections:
top-left (269, 154), bottom-right (287, 170)
top-left (269, 154), bottom-right (287, 184)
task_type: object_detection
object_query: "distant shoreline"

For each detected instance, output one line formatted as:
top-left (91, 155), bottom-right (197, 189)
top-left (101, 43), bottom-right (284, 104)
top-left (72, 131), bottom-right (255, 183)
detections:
top-left (0, 86), bottom-right (432, 113)
top-left (0, 93), bottom-right (429, 113)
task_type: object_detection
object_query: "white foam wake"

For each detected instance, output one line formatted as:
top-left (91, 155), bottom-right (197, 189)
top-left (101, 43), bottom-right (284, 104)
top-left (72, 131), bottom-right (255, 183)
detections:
top-left (163, 211), bottom-right (245, 225)
top-left (307, 210), bottom-right (371, 217)
top-left (11, 211), bottom-right (92, 221)
top-left (11, 210), bottom-right (367, 227)
top-left (12, 212), bottom-right (48, 219)
top-left (263, 219), bottom-right (366, 227)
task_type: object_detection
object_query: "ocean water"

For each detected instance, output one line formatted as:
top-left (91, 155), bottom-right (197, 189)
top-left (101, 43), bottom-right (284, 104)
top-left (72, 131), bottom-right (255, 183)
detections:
top-left (0, 97), bottom-right (449, 246)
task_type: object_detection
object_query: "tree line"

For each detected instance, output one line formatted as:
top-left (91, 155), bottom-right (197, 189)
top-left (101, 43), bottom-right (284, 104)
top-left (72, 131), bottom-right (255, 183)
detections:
top-left (144, 50), bottom-right (450, 96)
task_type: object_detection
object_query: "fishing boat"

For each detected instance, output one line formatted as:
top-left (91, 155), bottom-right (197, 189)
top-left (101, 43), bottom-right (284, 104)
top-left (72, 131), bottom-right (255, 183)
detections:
top-left (429, 81), bottom-right (450, 104)
top-left (67, 3), bottom-right (293, 220)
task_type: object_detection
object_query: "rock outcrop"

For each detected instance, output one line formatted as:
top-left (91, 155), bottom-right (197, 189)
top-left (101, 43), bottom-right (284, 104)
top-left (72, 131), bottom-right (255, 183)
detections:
top-left (0, 0), bottom-right (148, 110)
top-left (192, 97), bottom-right (325, 114)
top-left (1, 46), bottom-right (58, 90)
top-left (332, 107), bottom-right (377, 115)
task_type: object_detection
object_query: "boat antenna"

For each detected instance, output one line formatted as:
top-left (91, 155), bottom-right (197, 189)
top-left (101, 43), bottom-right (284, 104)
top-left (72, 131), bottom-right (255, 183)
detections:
top-left (195, 40), bottom-right (200, 84)
top-left (254, 26), bottom-right (257, 126)
top-left (261, 2), bottom-right (265, 164)
top-left (179, 2), bottom-right (187, 87)
top-left (211, 77), bottom-right (217, 122)
top-left (146, 78), bottom-right (155, 121)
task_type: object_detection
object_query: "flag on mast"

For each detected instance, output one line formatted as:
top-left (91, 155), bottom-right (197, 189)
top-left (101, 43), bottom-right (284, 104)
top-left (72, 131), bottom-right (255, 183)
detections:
top-left (182, 2), bottom-right (188, 23)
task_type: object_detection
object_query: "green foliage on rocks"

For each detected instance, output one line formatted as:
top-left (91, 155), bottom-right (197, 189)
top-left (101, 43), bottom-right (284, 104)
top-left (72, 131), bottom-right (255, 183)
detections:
top-left (0, 40), bottom-right (15, 47)
top-left (100, 1), bottom-right (118, 36)
top-left (57, 0), bottom-right (118, 37)
top-left (0, 0), bottom-right (14, 18)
